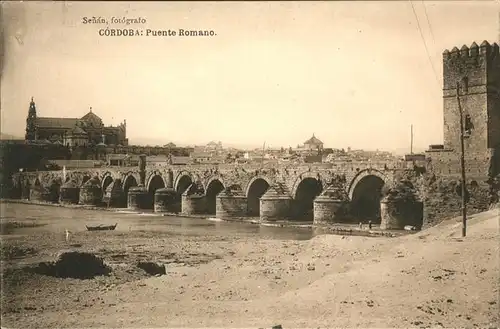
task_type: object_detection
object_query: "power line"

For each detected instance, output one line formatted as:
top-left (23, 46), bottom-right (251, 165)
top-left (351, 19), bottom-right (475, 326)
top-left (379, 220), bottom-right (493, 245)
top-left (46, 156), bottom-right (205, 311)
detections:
top-left (409, 0), bottom-right (440, 88)
top-left (421, 1), bottom-right (438, 55)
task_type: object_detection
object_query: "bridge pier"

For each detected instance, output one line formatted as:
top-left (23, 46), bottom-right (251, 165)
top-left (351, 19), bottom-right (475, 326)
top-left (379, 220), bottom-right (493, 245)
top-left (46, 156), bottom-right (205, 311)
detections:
top-left (103, 179), bottom-right (126, 208)
top-left (313, 185), bottom-right (350, 225)
top-left (127, 154), bottom-right (150, 210)
top-left (127, 185), bottom-right (149, 210)
top-left (21, 180), bottom-right (31, 200)
top-left (46, 179), bottom-right (61, 203)
top-left (154, 187), bottom-right (177, 213)
top-left (380, 197), bottom-right (423, 230)
top-left (379, 181), bottom-right (423, 230)
top-left (79, 177), bottom-right (103, 206)
top-left (181, 183), bottom-right (206, 215)
top-left (259, 183), bottom-right (292, 222)
top-left (59, 180), bottom-right (80, 204)
top-left (29, 181), bottom-right (46, 202)
top-left (216, 187), bottom-right (247, 219)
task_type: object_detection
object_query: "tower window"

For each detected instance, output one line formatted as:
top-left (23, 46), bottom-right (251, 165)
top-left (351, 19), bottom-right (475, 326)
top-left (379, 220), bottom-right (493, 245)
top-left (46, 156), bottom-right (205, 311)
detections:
top-left (461, 76), bottom-right (469, 94)
top-left (464, 114), bottom-right (474, 138)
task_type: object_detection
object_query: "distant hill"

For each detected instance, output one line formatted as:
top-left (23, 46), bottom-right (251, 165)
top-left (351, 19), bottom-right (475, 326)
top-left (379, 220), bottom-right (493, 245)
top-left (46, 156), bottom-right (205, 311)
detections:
top-left (0, 133), bottom-right (23, 140)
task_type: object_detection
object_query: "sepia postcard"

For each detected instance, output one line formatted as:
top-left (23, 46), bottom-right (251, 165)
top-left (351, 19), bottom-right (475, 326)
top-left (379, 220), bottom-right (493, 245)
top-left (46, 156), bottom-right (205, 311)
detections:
top-left (0, 1), bottom-right (499, 328)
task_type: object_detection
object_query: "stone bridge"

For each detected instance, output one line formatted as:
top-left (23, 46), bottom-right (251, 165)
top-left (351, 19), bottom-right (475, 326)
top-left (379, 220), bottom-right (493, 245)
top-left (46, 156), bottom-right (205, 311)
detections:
top-left (12, 160), bottom-right (421, 226)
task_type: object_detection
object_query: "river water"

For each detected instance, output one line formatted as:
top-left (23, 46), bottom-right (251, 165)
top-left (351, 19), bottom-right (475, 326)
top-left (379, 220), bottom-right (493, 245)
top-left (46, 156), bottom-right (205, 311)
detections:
top-left (0, 201), bottom-right (315, 240)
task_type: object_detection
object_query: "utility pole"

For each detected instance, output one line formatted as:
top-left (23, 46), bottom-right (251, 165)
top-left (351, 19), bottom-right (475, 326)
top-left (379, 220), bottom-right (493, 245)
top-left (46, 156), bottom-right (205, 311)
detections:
top-left (456, 81), bottom-right (467, 237)
top-left (261, 141), bottom-right (265, 169)
top-left (410, 124), bottom-right (414, 154)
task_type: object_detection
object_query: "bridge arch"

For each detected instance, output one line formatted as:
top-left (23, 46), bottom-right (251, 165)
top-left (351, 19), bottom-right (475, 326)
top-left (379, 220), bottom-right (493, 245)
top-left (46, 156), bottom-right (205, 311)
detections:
top-left (291, 172), bottom-right (324, 220)
top-left (205, 177), bottom-right (225, 215)
top-left (81, 174), bottom-right (91, 186)
top-left (146, 171), bottom-right (166, 192)
top-left (33, 177), bottom-right (41, 187)
top-left (246, 176), bottom-right (272, 216)
top-left (174, 171), bottom-right (194, 195)
top-left (348, 169), bottom-right (388, 222)
top-left (100, 171), bottom-right (117, 181)
top-left (204, 176), bottom-right (225, 192)
top-left (101, 172), bottom-right (115, 192)
top-left (291, 172), bottom-right (325, 199)
top-left (122, 172), bottom-right (138, 197)
top-left (147, 173), bottom-right (166, 209)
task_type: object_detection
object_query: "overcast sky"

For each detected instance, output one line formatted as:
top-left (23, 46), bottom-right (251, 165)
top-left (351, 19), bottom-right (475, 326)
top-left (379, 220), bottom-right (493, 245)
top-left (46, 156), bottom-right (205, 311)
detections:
top-left (1, 1), bottom-right (498, 151)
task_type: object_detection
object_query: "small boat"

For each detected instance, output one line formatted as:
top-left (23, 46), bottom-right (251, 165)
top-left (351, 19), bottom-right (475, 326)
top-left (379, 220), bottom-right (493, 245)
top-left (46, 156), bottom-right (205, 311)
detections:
top-left (85, 223), bottom-right (117, 231)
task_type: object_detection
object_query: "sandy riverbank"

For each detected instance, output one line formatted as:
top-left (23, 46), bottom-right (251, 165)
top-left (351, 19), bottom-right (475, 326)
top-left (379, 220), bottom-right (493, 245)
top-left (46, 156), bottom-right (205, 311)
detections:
top-left (1, 201), bottom-right (498, 328)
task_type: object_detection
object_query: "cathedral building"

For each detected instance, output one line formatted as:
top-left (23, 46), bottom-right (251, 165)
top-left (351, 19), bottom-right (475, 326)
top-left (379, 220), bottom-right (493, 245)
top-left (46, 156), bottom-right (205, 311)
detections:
top-left (25, 98), bottom-right (128, 147)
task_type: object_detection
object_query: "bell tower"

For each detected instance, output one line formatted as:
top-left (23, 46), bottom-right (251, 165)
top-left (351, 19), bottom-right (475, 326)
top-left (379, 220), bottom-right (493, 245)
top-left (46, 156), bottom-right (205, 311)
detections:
top-left (25, 97), bottom-right (37, 141)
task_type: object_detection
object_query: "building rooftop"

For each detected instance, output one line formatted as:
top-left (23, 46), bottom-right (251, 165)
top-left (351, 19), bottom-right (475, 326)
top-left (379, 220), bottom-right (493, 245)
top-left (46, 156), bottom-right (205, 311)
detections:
top-left (80, 108), bottom-right (103, 123)
top-left (35, 117), bottom-right (79, 129)
top-left (107, 154), bottom-right (129, 160)
top-left (170, 156), bottom-right (191, 165)
top-left (304, 134), bottom-right (323, 145)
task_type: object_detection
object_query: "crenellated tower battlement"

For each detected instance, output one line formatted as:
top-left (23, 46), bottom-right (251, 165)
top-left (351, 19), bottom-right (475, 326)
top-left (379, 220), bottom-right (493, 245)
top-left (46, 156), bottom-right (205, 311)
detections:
top-left (442, 41), bottom-right (499, 59)
top-left (442, 41), bottom-right (499, 91)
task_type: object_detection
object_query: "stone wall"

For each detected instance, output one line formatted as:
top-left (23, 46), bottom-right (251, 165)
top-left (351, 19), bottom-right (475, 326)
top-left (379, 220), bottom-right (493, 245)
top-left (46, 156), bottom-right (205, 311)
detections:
top-left (380, 200), bottom-right (424, 230)
top-left (425, 149), bottom-right (498, 182)
top-left (216, 195), bottom-right (247, 219)
top-left (422, 175), bottom-right (493, 228)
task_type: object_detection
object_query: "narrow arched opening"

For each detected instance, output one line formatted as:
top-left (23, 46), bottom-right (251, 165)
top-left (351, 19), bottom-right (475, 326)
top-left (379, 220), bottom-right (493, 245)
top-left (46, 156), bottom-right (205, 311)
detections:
top-left (123, 175), bottom-right (138, 207)
top-left (350, 175), bottom-right (385, 222)
top-left (247, 178), bottom-right (270, 216)
top-left (147, 175), bottom-right (165, 209)
top-left (176, 175), bottom-right (193, 195)
top-left (102, 176), bottom-right (113, 194)
top-left (175, 175), bottom-right (193, 213)
top-left (206, 179), bottom-right (225, 215)
top-left (294, 178), bottom-right (323, 220)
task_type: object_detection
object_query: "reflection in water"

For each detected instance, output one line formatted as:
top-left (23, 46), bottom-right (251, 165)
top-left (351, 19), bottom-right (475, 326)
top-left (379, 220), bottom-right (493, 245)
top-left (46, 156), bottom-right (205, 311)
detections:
top-left (1, 202), bottom-right (314, 241)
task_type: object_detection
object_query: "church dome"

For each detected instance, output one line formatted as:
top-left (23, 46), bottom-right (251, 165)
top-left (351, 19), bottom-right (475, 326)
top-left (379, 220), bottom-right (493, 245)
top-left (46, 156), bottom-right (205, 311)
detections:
top-left (81, 108), bottom-right (103, 125)
top-left (304, 134), bottom-right (323, 145)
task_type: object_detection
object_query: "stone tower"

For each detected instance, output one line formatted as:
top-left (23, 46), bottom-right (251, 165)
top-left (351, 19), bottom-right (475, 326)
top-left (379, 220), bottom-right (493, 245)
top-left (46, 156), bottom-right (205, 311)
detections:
top-left (442, 41), bottom-right (500, 178)
top-left (25, 97), bottom-right (37, 141)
